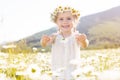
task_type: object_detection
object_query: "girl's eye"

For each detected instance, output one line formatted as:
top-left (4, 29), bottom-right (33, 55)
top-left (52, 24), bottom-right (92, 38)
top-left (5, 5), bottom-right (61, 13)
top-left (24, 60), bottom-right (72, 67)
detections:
top-left (67, 18), bottom-right (71, 20)
top-left (59, 18), bottom-right (63, 21)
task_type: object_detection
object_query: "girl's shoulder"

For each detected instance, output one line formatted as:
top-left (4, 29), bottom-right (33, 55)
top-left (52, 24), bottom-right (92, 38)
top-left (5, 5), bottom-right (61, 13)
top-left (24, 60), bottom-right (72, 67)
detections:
top-left (73, 31), bottom-right (82, 35)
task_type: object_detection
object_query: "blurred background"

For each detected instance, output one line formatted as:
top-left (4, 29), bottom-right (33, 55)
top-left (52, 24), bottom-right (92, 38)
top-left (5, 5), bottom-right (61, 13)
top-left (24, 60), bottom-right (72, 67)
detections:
top-left (0, 0), bottom-right (120, 80)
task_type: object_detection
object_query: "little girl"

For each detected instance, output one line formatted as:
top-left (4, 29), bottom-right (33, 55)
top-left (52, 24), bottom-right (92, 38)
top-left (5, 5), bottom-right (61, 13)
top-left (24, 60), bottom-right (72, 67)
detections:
top-left (40, 6), bottom-right (89, 80)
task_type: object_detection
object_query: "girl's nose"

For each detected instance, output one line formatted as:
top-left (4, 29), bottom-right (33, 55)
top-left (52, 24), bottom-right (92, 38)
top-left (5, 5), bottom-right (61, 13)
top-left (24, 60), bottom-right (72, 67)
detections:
top-left (63, 19), bottom-right (68, 24)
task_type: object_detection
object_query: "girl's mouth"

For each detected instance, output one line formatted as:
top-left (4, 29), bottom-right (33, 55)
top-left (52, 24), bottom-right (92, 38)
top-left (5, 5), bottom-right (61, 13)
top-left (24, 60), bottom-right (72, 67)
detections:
top-left (62, 25), bottom-right (70, 28)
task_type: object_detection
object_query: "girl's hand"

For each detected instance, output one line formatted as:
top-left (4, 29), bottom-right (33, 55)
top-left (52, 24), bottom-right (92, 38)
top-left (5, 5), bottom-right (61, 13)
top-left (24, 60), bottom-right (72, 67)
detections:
top-left (40, 35), bottom-right (51, 47)
top-left (76, 33), bottom-right (87, 42)
top-left (75, 33), bottom-right (88, 48)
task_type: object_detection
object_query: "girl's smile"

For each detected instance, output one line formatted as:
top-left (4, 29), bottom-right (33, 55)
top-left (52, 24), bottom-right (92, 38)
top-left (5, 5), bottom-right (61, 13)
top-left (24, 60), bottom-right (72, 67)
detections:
top-left (61, 25), bottom-right (70, 29)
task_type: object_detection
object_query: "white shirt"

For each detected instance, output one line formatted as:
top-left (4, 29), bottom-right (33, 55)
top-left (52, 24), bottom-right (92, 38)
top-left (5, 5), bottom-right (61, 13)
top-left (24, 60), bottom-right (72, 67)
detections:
top-left (51, 32), bottom-right (81, 80)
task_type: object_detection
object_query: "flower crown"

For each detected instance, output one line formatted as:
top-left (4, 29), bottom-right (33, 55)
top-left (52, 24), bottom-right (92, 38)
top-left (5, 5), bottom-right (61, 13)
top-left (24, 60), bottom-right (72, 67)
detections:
top-left (51, 6), bottom-right (80, 22)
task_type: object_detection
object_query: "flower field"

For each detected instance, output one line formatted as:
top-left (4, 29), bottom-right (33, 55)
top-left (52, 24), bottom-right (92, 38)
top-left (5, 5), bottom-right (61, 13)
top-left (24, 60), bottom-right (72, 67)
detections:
top-left (0, 48), bottom-right (120, 80)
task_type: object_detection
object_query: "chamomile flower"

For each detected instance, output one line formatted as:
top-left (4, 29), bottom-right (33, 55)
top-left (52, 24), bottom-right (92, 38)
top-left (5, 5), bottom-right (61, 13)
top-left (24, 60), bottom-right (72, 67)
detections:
top-left (51, 6), bottom-right (80, 22)
top-left (26, 64), bottom-right (41, 80)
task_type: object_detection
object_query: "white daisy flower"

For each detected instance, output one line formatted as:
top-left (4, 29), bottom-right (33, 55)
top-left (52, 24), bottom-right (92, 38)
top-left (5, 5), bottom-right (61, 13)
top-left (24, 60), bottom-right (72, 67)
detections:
top-left (26, 64), bottom-right (41, 80)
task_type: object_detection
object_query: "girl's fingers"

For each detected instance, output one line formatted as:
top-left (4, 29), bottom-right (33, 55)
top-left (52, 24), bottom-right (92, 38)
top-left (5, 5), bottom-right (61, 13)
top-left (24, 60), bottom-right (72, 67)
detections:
top-left (42, 35), bottom-right (50, 42)
top-left (81, 33), bottom-right (87, 39)
top-left (76, 33), bottom-right (87, 41)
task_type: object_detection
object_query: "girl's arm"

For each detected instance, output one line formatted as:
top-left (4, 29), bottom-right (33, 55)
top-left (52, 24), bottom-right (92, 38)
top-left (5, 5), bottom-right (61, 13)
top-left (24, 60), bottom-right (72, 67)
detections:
top-left (76, 33), bottom-right (89, 48)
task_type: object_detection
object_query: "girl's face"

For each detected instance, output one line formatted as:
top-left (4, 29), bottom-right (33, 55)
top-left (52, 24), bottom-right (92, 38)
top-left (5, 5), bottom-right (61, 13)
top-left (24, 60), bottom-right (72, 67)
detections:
top-left (56, 11), bottom-right (77, 33)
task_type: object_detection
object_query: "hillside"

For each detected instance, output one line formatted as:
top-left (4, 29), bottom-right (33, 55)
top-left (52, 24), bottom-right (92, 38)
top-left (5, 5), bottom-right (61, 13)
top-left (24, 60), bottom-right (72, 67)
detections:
top-left (4, 6), bottom-right (120, 51)
top-left (77, 5), bottom-right (120, 33)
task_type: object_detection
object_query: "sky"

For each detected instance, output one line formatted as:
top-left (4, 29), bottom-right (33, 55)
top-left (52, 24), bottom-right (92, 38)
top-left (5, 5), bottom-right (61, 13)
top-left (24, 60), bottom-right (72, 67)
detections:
top-left (0, 0), bottom-right (120, 44)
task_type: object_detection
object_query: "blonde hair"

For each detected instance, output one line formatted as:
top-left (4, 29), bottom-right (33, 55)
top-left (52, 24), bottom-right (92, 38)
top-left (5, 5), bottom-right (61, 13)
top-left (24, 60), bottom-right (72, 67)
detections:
top-left (51, 6), bottom-right (80, 23)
